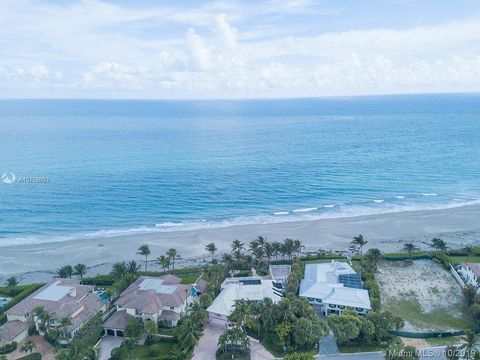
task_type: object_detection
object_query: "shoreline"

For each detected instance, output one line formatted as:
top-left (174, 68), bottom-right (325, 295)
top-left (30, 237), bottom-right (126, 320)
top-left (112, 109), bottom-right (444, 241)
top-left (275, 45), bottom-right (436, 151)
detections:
top-left (2, 203), bottom-right (480, 284)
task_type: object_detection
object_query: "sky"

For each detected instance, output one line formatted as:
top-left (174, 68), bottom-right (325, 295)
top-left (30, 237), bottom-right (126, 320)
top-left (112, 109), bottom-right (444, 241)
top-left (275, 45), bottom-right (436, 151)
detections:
top-left (1, 0), bottom-right (480, 99)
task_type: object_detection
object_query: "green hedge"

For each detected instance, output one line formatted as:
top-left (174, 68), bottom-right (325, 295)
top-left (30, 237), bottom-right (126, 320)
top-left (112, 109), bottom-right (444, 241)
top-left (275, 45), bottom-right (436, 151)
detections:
top-left (0, 341), bottom-right (17, 354)
top-left (18, 353), bottom-right (42, 360)
top-left (382, 252), bottom-right (431, 261)
top-left (0, 283), bottom-right (43, 325)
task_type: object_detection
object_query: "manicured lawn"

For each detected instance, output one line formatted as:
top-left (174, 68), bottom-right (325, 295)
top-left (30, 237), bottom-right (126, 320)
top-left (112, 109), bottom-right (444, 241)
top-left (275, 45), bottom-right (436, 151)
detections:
top-left (383, 299), bottom-right (473, 332)
top-left (426, 335), bottom-right (462, 346)
top-left (448, 256), bottom-right (480, 265)
top-left (115, 341), bottom-right (178, 359)
top-left (179, 273), bottom-right (202, 284)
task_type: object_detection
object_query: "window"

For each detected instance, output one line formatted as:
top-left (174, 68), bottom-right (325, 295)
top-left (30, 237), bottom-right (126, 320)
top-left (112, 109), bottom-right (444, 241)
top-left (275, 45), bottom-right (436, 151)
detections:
top-left (355, 308), bottom-right (364, 312)
top-left (308, 298), bottom-right (314, 302)
top-left (338, 305), bottom-right (345, 309)
top-left (170, 306), bottom-right (175, 310)
top-left (329, 304), bottom-right (336, 308)
top-left (316, 299), bottom-right (322, 303)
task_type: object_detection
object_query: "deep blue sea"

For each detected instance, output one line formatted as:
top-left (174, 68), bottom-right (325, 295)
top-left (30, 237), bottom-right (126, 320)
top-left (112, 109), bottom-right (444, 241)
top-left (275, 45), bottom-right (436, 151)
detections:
top-left (1, 94), bottom-right (480, 246)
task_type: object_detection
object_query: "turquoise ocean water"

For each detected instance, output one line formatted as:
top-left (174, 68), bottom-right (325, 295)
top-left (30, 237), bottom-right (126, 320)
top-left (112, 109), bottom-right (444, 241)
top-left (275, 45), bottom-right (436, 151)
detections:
top-left (0, 94), bottom-right (480, 246)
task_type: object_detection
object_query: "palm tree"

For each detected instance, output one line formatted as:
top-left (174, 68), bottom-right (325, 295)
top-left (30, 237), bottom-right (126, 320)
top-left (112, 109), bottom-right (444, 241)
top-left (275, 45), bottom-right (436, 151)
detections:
top-left (364, 248), bottom-right (382, 271)
top-left (222, 253), bottom-right (234, 269)
top-left (272, 241), bottom-right (282, 261)
top-left (249, 240), bottom-right (260, 253)
top-left (231, 239), bottom-right (245, 264)
top-left (403, 242), bottom-right (419, 262)
top-left (430, 237), bottom-right (447, 252)
top-left (205, 243), bottom-right (217, 262)
top-left (293, 239), bottom-right (304, 258)
top-left (264, 242), bottom-right (274, 267)
top-left (58, 315), bottom-right (72, 340)
top-left (73, 263), bottom-right (87, 281)
top-left (57, 265), bottom-right (74, 278)
top-left (157, 255), bottom-right (171, 274)
top-left (126, 260), bottom-right (141, 275)
top-left (33, 306), bottom-right (51, 334)
top-left (111, 261), bottom-right (127, 279)
top-left (229, 300), bottom-right (253, 332)
top-left (256, 235), bottom-right (267, 248)
top-left (189, 302), bottom-right (208, 325)
top-left (167, 248), bottom-right (178, 272)
top-left (175, 317), bottom-right (202, 353)
top-left (6, 276), bottom-right (18, 290)
top-left (459, 330), bottom-right (478, 360)
top-left (20, 340), bottom-right (36, 354)
top-left (352, 234), bottom-right (368, 256)
top-left (137, 244), bottom-right (151, 273)
top-left (283, 238), bottom-right (295, 263)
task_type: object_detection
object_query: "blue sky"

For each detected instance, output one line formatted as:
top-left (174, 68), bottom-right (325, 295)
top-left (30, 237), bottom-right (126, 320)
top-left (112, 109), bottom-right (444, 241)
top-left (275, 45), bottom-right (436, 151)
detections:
top-left (1, 0), bottom-right (480, 98)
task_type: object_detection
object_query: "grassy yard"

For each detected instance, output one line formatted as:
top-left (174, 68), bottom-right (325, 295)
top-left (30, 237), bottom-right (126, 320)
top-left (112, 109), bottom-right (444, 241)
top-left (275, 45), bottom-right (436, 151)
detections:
top-left (448, 256), bottom-right (480, 265)
top-left (179, 272), bottom-right (202, 284)
top-left (383, 298), bottom-right (473, 332)
top-left (115, 341), bottom-right (178, 359)
top-left (426, 335), bottom-right (462, 346)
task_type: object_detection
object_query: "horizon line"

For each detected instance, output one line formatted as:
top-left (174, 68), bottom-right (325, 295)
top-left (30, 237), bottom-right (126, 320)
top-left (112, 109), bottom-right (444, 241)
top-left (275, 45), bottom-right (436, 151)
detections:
top-left (0, 91), bottom-right (479, 102)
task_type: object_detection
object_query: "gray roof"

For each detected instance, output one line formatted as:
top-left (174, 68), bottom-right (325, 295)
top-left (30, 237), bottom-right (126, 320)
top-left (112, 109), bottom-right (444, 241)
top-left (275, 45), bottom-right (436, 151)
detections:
top-left (115, 276), bottom-right (192, 315)
top-left (103, 310), bottom-right (133, 330)
top-left (0, 320), bottom-right (28, 342)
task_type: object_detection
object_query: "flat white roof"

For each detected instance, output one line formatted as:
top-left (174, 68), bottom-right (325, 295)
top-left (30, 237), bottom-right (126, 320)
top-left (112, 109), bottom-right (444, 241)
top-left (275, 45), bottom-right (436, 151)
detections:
top-left (207, 279), bottom-right (281, 317)
top-left (138, 278), bottom-right (177, 295)
top-left (299, 261), bottom-right (371, 310)
top-left (33, 281), bottom-right (73, 302)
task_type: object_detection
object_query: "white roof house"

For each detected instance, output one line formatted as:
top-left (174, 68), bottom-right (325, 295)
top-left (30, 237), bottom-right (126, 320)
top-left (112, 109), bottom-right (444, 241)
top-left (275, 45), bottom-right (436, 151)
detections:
top-left (299, 261), bottom-right (371, 316)
top-left (207, 278), bottom-right (282, 324)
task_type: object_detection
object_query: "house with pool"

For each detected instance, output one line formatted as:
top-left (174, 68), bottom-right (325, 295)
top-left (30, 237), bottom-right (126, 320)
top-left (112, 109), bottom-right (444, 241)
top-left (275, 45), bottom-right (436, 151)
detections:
top-left (103, 275), bottom-right (193, 337)
top-left (299, 261), bottom-right (371, 316)
top-left (2, 279), bottom-right (107, 343)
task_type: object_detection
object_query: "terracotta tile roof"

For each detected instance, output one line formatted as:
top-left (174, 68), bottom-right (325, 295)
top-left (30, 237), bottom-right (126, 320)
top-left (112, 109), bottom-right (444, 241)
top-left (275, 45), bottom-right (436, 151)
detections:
top-left (115, 276), bottom-right (191, 315)
top-left (6, 278), bottom-right (104, 333)
top-left (465, 263), bottom-right (480, 277)
top-left (0, 320), bottom-right (28, 342)
top-left (159, 310), bottom-right (180, 321)
top-left (103, 310), bottom-right (133, 330)
top-left (195, 279), bottom-right (208, 293)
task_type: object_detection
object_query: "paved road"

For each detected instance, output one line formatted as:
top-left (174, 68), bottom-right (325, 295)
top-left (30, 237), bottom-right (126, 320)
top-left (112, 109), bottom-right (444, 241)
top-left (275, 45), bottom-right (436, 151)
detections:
top-left (317, 346), bottom-right (447, 360)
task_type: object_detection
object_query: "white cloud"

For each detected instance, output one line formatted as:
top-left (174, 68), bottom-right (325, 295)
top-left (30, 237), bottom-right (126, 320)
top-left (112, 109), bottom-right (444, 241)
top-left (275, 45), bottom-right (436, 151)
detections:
top-left (0, 0), bottom-right (479, 98)
top-left (215, 14), bottom-right (237, 49)
top-left (186, 28), bottom-right (212, 71)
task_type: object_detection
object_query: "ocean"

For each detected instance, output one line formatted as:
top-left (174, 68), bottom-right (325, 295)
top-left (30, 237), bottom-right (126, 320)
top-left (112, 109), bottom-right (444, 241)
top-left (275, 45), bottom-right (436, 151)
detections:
top-left (1, 94), bottom-right (480, 246)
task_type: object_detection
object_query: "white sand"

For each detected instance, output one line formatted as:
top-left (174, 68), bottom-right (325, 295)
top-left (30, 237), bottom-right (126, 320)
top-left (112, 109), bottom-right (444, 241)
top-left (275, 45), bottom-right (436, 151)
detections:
top-left (1, 204), bottom-right (480, 284)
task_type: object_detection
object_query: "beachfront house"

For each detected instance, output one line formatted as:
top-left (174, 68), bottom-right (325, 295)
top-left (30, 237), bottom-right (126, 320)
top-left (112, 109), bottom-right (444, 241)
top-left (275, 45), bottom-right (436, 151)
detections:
top-left (3, 279), bottom-right (107, 341)
top-left (299, 261), bottom-right (371, 316)
top-left (113, 275), bottom-right (193, 329)
top-left (207, 277), bottom-right (282, 325)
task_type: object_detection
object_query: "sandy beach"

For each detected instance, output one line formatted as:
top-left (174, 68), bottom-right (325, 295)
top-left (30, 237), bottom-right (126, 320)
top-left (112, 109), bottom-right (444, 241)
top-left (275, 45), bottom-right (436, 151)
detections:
top-left (1, 204), bottom-right (480, 285)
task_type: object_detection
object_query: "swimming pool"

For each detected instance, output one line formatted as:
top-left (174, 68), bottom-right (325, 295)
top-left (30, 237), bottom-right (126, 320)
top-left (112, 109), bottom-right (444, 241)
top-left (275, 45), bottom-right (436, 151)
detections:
top-left (0, 298), bottom-right (9, 308)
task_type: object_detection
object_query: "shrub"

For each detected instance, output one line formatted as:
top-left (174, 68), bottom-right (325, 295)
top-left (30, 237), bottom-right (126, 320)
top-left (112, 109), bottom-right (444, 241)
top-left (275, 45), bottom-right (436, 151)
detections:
top-left (0, 341), bottom-right (17, 355)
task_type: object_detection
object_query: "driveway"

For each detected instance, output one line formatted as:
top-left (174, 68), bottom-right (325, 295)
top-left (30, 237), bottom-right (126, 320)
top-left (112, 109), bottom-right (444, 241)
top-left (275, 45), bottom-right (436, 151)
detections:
top-left (192, 323), bottom-right (225, 360)
top-left (249, 336), bottom-right (275, 360)
top-left (97, 336), bottom-right (123, 360)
